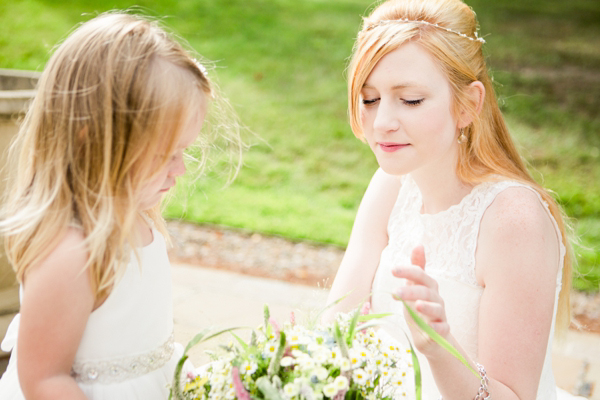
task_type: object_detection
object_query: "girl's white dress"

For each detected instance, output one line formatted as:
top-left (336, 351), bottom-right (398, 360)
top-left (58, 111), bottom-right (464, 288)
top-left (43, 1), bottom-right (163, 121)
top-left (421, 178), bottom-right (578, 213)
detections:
top-left (0, 229), bottom-right (183, 399)
top-left (370, 174), bottom-right (585, 400)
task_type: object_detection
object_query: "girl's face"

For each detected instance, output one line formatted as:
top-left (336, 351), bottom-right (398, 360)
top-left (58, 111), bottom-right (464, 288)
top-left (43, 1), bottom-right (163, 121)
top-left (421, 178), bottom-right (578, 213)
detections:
top-left (138, 102), bottom-right (207, 211)
top-left (360, 42), bottom-right (459, 177)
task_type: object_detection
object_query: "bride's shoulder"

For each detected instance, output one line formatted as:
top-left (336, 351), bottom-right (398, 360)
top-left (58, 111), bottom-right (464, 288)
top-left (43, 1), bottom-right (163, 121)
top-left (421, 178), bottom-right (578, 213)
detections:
top-left (363, 168), bottom-right (403, 201)
top-left (480, 183), bottom-right (557, 241)
top-left (475, 184), bottom-right (560, 283)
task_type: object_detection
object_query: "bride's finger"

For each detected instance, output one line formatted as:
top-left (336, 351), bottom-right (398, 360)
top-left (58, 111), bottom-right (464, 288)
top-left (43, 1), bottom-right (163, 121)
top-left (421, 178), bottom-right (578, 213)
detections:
top-left (393, 285), bottom-right (439, 303)
top-left (429, 321), bottom-right (450, 336)
top-left (392, 265), bottom-right (438, 290)
top-left (414, 300), bottom-right (445, 321)
top-left (411, 245), bottom-right (426, 270)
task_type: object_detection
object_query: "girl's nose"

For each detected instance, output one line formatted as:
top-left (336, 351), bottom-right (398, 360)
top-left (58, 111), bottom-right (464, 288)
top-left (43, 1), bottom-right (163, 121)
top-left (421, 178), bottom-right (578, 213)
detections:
top-left (169, 156), bottom-right (186, 178)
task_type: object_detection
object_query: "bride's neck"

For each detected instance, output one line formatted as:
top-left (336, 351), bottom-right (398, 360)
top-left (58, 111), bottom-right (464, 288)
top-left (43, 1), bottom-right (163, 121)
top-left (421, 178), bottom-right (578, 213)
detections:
top-left (410, 166), bottom-right (473, 215)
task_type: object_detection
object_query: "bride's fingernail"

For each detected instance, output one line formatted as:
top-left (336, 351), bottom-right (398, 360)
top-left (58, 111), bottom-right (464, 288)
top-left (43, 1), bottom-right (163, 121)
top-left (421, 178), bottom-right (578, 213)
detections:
top-left (393, 289), bottom-right (403, 300)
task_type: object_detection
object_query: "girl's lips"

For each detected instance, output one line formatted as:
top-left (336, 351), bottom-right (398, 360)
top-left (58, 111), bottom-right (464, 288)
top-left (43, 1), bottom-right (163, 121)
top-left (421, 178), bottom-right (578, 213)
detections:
top-left (378, 142), bottom-right (409, 152)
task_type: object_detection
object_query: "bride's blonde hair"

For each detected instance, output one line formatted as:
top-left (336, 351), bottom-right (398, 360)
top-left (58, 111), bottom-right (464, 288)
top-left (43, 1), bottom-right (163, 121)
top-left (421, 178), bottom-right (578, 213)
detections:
top-left (348, 0), bottom-right (572, 332)
top-left (1, 12), bottom-right (241, 301)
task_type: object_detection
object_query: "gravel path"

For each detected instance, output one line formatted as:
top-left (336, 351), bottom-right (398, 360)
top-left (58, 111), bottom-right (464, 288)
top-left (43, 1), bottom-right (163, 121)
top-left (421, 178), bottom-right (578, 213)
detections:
top-left (166, 219), bottom-right (600, 334)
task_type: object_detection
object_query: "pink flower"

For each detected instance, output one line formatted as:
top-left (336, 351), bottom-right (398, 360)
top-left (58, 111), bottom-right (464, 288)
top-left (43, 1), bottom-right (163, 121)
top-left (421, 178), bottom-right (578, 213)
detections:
top-left (232, 367), bottom-right (251, 400)
top-left (290, 311), bottom-right (296, 326)
top-left (186, 371), bottom-right (196, 381)
top-left (360, 302), bottom-right (372, 333)
top-left (333, 389), bottom-right (347, 400)
top-left (269, 317), bottom-right (280, 338)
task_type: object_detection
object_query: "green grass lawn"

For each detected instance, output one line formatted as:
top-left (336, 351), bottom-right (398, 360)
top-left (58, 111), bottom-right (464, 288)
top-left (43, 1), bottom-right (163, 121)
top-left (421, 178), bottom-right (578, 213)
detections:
top-left (1, 0), bottom-right (598, 291)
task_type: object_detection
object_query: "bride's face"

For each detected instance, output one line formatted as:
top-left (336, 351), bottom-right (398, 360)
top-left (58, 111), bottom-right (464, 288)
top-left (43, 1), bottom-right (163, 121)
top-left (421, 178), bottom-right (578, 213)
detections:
top-left (360, 42), bottom-right (459, 176)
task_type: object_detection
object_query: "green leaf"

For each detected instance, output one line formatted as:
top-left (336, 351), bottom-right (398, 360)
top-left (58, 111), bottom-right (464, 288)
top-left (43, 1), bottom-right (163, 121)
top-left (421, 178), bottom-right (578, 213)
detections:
top-left (184, 326), bottom-right (247, 354)
top-left (333, 320), bottom-right (350, 359)
top-left (402, 301), bottom-right (478, 378)
top-left (230, 332), bottom-right (250, 353)
top-left (356, 312), bottom-right (393, 322)
top-left (349, 320), bottom-right (387, 332)
top-left (345, 308), bottom-right (361, 347)
top-left (403, 332), bottom-right (421, 400)
top-left (267, 331), bottom-right (287, 377)
top-left (172, 327), bottom-right (247, 399)
top-left (312, 291), bottom-right (352, 326)
top-left (264, 304), bottom-right (271, 331)
top-left (256, 376), bottom-right (285, 400)
top-left (169, 354), bottom-right (188, 400)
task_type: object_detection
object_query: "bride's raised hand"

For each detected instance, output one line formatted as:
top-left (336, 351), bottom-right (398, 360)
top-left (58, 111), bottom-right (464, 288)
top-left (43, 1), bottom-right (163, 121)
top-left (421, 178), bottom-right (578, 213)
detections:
top-left (392, 245), bottom-right (449, 355)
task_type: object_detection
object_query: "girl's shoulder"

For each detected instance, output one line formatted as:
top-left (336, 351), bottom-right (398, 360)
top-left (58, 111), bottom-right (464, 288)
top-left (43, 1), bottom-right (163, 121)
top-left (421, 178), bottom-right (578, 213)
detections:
top-left (24, 227), bottom-right (88, 284)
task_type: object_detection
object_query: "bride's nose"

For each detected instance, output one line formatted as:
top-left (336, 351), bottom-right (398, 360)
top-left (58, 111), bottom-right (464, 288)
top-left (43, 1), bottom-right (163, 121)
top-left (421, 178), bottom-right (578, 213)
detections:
top-left (372, 99), bottom-right (400, 133)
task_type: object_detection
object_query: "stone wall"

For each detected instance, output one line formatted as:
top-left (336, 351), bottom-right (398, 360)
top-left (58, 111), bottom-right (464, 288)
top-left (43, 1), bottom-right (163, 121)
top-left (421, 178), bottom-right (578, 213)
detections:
top-left (0, 69), bottom-right (39, 360)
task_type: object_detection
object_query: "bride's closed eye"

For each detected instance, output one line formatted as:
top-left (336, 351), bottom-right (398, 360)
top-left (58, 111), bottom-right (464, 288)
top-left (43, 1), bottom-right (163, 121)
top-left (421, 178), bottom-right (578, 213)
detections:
top-left (362, 97), bottom-right (379, 106)
top-left (361, 97), bottom-right (425, 106)
top-left (403, 98), bottom-right (424, 106)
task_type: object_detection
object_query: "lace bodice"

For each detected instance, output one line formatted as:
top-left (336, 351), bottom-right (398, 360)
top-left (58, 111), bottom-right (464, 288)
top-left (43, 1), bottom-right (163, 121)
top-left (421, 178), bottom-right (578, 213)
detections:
top-left (371, 174), bottom-right (565, 400)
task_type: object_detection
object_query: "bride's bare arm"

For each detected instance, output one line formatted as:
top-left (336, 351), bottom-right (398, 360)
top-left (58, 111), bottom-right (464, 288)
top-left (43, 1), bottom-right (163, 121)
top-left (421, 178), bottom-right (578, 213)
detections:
top-left (472, 187), bottom-right (560, 399)
top-left (399, 187), bottom-right (560, 400)
top-left (322, 168), bottom-right (401, 322)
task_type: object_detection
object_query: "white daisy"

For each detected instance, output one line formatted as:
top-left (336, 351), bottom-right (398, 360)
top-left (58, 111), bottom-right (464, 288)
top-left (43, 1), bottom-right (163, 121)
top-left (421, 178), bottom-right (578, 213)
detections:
top-left (322, 383), bottom-right (338, 398)
top-left (353, 368), bottom-right (368, 385)
top-left (333, 375), bottom-right (349, 391)
top-left (241, 361), bottom-right (257, 375)
top-left (283, 383), bottom-right (300, 397)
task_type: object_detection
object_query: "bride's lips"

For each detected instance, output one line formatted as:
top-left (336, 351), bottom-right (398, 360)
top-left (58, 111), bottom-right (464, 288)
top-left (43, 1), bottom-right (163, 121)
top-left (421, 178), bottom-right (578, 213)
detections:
top-left (378, 142), bottom-right (410, 152)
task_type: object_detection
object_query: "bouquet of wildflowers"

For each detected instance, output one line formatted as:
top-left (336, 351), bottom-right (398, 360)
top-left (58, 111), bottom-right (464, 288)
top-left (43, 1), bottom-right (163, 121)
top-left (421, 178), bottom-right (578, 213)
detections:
top-left (170, 305), bottom-right (418, 400)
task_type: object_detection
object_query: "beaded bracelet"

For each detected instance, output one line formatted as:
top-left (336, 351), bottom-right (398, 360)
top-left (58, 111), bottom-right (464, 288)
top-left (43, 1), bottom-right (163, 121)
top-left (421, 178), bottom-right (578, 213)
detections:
top-left (438, 363), bottom-right (491, 400)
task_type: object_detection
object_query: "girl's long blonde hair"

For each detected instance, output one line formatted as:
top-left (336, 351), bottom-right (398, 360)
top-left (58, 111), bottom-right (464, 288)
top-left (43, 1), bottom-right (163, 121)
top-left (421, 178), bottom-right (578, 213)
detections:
top-left (348, 0), bottom-right (572, 332)
top-left (0, 12), bottom-right (232, 301)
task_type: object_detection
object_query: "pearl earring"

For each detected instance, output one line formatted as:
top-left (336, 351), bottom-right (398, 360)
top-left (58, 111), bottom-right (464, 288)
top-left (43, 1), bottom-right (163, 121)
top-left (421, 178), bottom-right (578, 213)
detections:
top-left (457, 128), bottom-right (467, 144)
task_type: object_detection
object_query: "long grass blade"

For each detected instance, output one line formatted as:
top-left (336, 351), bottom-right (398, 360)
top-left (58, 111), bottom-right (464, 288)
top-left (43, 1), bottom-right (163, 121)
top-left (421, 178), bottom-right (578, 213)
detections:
top-left (403, 332), bottom-right (421, 400)
top-left (402, 301), bottom-right (478, 377)
top-left (356, 312), bottom-right (393, 322)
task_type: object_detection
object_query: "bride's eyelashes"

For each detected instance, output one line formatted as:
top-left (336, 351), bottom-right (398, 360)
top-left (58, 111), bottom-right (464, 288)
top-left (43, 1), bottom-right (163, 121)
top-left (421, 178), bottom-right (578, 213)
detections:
top-left (403, 98), bottom-right (424, 106)
top-left (362, 97), bottom-right (379, 106)
top-left (361, 97), bottom-right (425, 106)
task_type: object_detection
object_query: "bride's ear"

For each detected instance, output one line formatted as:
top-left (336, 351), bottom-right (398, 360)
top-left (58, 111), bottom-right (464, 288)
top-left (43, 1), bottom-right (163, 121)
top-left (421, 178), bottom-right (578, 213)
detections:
top-left (458, 81), bottom-right (485, 129)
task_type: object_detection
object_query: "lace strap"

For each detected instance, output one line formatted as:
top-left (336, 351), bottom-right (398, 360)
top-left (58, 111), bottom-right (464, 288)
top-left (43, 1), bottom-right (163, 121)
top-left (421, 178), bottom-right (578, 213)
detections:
top-left (71, 333), bottom-right (175, 384)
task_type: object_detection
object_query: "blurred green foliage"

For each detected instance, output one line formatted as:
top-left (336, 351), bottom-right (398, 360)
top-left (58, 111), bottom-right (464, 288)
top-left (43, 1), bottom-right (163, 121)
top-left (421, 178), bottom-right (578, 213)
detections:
top-left (0, 0), bottom-right (597, 291)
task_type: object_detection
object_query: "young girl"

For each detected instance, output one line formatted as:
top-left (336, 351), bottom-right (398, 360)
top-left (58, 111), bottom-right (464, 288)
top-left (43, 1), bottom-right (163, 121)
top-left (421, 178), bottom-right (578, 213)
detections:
top-left (325, 0), bottom-right (584, 399)
top-left (0, 12), bottom-right (239, 399)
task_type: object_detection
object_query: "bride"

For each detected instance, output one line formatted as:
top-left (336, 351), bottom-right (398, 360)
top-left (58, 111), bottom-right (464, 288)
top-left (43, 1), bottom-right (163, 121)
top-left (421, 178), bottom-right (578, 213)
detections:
top-left (324, 0), bottom-right (585, 399)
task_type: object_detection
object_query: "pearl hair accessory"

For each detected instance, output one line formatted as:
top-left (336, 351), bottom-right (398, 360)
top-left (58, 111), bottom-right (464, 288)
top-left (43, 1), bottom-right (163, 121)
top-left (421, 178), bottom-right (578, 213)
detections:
top-left (365, 18), bottom-right (485, 43)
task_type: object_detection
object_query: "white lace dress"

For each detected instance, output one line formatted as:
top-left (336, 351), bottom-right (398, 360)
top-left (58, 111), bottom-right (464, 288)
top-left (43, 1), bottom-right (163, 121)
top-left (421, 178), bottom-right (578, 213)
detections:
top-left (0, 229), bottom-right (183, 399)
top-left (370, 174), bottom-right (583, 400)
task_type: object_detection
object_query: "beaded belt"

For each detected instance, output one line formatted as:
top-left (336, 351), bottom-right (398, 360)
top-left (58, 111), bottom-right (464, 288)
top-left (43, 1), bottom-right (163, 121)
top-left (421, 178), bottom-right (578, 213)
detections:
top-left (71, 333), bottom-right (175, 384)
